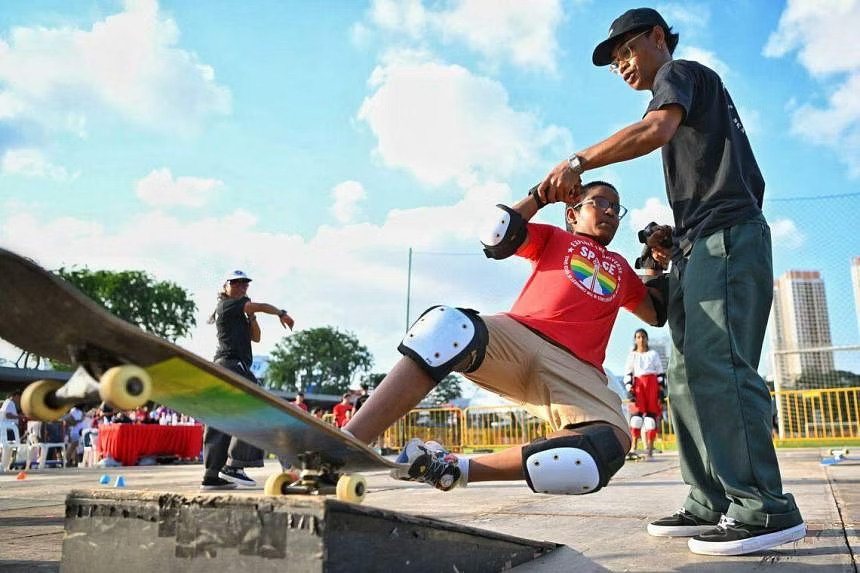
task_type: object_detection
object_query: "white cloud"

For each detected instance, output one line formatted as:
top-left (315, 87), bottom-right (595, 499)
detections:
top-left (0, 0), bottom-right (230, 137)
top-left (364, 0), bottom-right (564, 73)
top-left (628, 196), bottom-right (673, 232)
top-left (764, 0), bottom-right (860, 176)
top-left (764, 0), bottom-right (860, 76)
top-left (657, 3), bottom-right (710, 32)
top-left (769, 218), bottom-right (805, 249)
top-left (432, 0), bottom-right (563, 73)
top-left (369, 0), bottom-right (428, 39)
top-left (332, 181), bottom-right (367, 224)
top-left (676, 46), bottom-right (730, 79)
top-left (135, 168), bottom-right (224, 208)
top-left (358, 54), bottom-right (571, 187)
top-left (1, 148), bottom-right (77, 181)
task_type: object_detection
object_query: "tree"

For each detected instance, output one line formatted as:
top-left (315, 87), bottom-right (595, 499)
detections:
top-left (266, 327), bottom-right (373, 394)
top-left (55, 267), bottom-right (197, 342)
top-left (425, 373), bottom-right (464, 406)
top-left (361, 372), bottom-right (386, 389)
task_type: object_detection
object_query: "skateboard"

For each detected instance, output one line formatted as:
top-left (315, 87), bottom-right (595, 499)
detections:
top-left (820, 448), bottom-right (857, 466)
top-left (0, 247), bottom-right (403, 503)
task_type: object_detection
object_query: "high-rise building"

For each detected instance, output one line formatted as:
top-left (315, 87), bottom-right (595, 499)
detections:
top-left (650, 336), bottom-right (671, 373)
top-left (852, 257), bottom-right (860, 339)
top-left (770, 270), bottom-right (834, 387)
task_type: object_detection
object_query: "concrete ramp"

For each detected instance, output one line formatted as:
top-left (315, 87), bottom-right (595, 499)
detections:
top-left (62, 490), bottom-right (557, 572)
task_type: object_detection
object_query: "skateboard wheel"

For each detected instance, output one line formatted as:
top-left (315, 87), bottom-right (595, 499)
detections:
top-left (264, 471), bottom-right (299, 496)
top-left (100, 366), bottom-right (152, 410)
top-left (336, 474), bottom-right (367, 504)
top-left (21, 379), bottom-right (68, 421)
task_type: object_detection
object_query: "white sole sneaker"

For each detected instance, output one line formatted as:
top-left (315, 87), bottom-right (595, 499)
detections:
top-left (688, 522), bottom-right (807, 555)
top-left (647, 522), bottom-right (718, 537)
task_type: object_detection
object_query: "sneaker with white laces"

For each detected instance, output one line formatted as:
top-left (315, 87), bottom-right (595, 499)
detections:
top-left (219, 466), bottom-right (256, 487)
top-left (647, 508), bottom-right (721, 537)
top-left (392, 438), bottom-right (462, 491)
top-left (688, 516), bottom-right (807, 556)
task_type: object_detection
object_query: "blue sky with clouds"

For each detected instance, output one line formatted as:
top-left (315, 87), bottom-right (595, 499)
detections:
top-left (1, 0), bottom-right (858, 381)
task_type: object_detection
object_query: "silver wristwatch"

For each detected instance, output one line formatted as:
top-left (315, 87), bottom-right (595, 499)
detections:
top-left (568, 154), bottom-right (584, 174)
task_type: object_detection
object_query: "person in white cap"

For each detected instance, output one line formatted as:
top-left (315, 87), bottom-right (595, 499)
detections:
top-left (200, 269), bottom-right (295, 490)
top-left (534, 6), bottom-right (804, 557)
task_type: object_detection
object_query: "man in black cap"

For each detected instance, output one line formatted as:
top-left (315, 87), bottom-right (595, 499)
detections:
top-left (535, 7), bottom-right (805, 557)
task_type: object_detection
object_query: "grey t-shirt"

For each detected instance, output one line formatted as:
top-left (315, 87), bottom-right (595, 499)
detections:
top-left (646, 59), bottom-right (764, 256)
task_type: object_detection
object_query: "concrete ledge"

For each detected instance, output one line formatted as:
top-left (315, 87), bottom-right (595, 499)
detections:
top-left (62, 489), bottom-right (557, 572)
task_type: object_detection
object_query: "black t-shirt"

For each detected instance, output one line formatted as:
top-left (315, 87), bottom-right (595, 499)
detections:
top-left (213, 295), bottom-right (253, 368)
top-left (354, 393), bottom-right (370, 412)
top-left (646, 59), bottom-right (764, 256)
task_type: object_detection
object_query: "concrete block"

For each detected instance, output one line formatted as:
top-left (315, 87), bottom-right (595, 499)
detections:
top-left (61, 489), bottom-right (557, 572)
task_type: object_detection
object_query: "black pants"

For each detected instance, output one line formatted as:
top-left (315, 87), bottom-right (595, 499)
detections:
top-left (202, 358), bottom-right (265, 478)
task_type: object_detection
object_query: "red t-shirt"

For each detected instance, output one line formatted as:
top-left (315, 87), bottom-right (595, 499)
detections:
top-left (332, 403), bottom-right (353, 427)
top-left (508, 223), bottom-right (648, 371)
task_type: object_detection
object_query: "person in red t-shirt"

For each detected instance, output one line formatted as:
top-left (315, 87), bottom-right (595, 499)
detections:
top-left (332, 394), bottom-right (353, 428)
top-left (344, 181), bottom-right (668, 495)
top-left (293, 392), bottom-right (309, 412)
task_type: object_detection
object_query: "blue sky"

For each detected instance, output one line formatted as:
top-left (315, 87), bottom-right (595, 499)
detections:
top-left (1, 0), bottom-right (858, 383)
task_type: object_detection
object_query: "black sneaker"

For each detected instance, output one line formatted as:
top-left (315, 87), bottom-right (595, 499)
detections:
top-left (219, 466), bottom-right (256, 487)
top-left (688, 516), bottom-right (807, 555)
top-left (647, 508), bottom-right (721, 537)
top-left (200, 476), bottom-right (238, 491)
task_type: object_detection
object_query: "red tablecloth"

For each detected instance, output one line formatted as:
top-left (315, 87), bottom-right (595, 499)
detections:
top-left (98, 424), bottom-right (203, 466)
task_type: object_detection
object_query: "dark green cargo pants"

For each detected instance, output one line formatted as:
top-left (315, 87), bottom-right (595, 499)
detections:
top-left (667, 215), bottom-right (803, 528)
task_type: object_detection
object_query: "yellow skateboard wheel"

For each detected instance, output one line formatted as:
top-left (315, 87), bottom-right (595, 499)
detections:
top-left (21, 379), bottom-right (68, 421)
top-left (336, 474), bottom-right (367, 504)
top-left (264, 471), bottom-right (299, 496)
top-left (99, 365), bottom-right (152, 410)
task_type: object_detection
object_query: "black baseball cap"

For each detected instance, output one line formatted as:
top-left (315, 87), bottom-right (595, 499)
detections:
top-left (592, 8), bottom-right (674, 66)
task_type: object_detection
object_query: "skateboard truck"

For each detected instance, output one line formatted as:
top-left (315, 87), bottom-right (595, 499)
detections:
top-left (264, 451), bottom-right (368, 503)
top-left (21, 344), bottom-right (153, 421)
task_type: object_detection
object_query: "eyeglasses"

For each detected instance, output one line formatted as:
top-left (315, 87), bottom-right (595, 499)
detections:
top-left (573, 197), bottom-right (628, 219)
top-left (609, 29), bottom-right (649, 74)
top-left (229, 279), bottom-right (251, 285)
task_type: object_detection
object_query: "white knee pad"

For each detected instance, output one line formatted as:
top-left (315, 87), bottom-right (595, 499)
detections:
top-left (643, 416), bottom-right (657, 432)
top-left (398, 305), bottom-right (488, 382)
top-left (524, 446), bottom-right (601, 494)
top-left (629, 415), bottom-right (644, 429)
top-left (522, 426), bottom-right (626, 495)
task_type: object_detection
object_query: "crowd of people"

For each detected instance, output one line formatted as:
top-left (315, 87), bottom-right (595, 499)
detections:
top-left (0, 389), bottom-right (198, 469)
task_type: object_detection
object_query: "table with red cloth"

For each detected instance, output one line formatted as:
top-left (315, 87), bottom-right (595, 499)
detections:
top-left (98, 423), bottom-right (203, 466)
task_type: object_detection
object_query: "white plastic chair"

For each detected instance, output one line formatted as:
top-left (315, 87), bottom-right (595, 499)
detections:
top-left (81, 428), bottom-right (100, 467)
top-left (0, 422), bottom-right (28, 472)
top-left (22, 421), bottom-right (66, 469)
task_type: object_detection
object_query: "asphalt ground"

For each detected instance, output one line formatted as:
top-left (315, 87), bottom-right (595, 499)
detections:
top-left (0, 447), bottom-right (857, 572)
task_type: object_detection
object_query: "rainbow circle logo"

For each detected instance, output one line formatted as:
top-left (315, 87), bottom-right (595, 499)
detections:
top-left (568, 253), bottom-right (618, 296)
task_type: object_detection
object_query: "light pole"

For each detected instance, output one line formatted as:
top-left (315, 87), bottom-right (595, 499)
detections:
top-left (405, 247), bottom-right (413, 332)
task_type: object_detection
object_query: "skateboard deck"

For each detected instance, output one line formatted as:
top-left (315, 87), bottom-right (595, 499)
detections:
top-left (0, 247), bottom-right (401, 501)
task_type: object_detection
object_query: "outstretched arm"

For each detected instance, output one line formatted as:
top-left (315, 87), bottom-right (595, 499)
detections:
top-left (244, 301), bottom-right (295, 331)
top-left (536, 106), bottom-right (684, 205)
